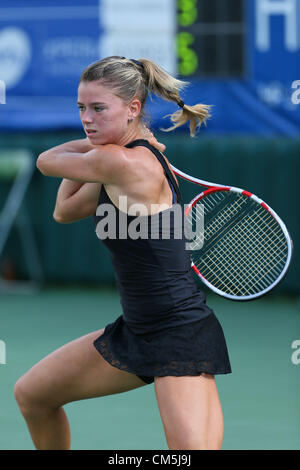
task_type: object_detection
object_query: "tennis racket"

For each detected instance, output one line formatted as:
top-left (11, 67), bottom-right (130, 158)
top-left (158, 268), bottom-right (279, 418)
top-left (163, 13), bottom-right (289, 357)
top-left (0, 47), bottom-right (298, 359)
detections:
top-left (171, 164), bottom-right (293, 301)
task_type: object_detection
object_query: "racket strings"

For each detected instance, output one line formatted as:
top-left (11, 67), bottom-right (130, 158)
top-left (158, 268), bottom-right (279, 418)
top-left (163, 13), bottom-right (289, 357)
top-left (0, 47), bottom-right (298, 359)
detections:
top-left (228, 210), bottom-right (288, 293)
top-left (203, 192), bottom-right (227, 213)
top-left (204, 224), bottom-right (286, 295)
top-left (239, 209), bottom-right (287, 261)
top-left (189, 195), bottom-right (288, 296)
top-left (203, 192), bottom-right (246, 229)
top-left (201, 211), bottom-right (287, 295)
top-left (190, 193), bottom-right (247, 240)
top-left (189, 193), bottom-right (249, 249)
top-left (199, 224), bottom-right (282, 296)
top-left (195, 226), bottom-right (284, 296)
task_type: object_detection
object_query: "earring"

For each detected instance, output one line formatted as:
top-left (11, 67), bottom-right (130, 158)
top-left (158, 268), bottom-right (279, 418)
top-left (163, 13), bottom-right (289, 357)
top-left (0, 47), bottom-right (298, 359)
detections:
top-left (128, 118), bottom-right (134, 124)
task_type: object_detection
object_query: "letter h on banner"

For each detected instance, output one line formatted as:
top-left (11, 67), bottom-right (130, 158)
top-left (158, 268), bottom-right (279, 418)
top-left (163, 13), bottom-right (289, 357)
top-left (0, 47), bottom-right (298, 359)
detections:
top-left (256, 0), bottom-right (299, 51)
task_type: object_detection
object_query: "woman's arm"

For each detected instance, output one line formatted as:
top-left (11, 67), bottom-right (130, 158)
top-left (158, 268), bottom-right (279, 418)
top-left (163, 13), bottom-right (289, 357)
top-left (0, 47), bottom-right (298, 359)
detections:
top-left (41, 138), bottom-right (94, 159)
top-left (53, 179), bottom-right (102, 223)
top-left (36, 137), bottom-right (130, 183)
top-left (37, 138), bottom-right (102, 222)
top-left (36, 135), bottom-right (166, 183)
top-left (39, 134), bottom-right (167, 223)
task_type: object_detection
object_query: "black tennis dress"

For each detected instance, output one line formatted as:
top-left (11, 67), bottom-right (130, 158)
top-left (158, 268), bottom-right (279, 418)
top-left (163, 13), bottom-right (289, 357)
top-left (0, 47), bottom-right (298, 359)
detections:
top-left (93, 139), bottom-right (231, 384)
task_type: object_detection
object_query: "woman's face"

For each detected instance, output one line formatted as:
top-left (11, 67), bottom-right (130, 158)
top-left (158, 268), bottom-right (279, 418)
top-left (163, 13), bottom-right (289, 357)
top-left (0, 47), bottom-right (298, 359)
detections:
top-left (77, 81), bottom-right (131, 145)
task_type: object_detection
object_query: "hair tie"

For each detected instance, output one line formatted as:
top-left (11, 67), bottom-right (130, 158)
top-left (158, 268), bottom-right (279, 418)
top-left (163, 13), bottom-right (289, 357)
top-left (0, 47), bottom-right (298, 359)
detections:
top-left (130, 59), bottom-right (144, 69)
top-left (130, 59), bottom-right (142, 67)
top-left (177, 99), bottom-right (185, 109)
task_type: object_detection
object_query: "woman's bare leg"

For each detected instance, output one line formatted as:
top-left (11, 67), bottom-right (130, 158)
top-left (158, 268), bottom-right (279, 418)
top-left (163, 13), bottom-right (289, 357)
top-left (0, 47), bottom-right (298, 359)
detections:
top-left (154, 373), bottom-right (224, 450)
top-left (14, 328), bottom-right (147, 450)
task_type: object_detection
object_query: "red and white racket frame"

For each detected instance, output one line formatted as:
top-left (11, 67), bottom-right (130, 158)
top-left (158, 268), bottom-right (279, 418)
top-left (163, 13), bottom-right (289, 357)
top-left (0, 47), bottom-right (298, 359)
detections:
top-left (171, 165), bottom-right (293, 301)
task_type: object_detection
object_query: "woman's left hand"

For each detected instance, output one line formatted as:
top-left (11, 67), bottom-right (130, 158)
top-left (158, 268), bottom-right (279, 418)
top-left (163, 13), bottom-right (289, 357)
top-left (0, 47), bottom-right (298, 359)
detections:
top-left (143, 128), bottom-right (166, 153)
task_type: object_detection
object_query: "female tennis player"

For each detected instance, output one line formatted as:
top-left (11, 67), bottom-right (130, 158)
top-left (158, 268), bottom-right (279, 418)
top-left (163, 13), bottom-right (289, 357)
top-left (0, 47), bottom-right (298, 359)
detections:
top-left (14, 56), bottom-right (231, 450)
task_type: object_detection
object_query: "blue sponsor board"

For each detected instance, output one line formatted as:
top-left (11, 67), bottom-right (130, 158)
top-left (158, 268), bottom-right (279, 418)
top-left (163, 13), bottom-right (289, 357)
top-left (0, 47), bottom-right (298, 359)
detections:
top-left (249, 0), bottom-right (300, 82)
top-left (0, 0), bottom-right (101, 128)
top-left (241, 0), bottom-right (300, 135)
top-left (0, 0), bottom-right (100, 96)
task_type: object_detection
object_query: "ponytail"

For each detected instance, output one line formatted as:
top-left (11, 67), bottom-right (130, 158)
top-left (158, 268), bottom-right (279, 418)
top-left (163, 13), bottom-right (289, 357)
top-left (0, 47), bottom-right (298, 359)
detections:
top-left (138, 58), bottom-right (211, 137)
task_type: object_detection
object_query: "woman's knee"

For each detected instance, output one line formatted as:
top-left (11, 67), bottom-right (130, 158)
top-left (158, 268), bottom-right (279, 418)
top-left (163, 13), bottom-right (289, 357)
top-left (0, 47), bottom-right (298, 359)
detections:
top-left (14, 375), bottom-right (53, 418)
top-left (14, 376), bottom-right (34, 414)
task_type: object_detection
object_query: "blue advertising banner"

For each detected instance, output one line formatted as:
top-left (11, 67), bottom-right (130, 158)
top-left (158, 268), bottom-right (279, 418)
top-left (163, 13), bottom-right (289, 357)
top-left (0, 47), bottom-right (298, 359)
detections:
top-left (249, 0), bottom-right (300, 82)
top-left (0, 0), bottom-right (299, 135)
top-left (0, 0), bottom-right (101, 128)
top-left (242, 0), bottom-right (300, 135)
top-left (0, 0), bottom-right (100, 96)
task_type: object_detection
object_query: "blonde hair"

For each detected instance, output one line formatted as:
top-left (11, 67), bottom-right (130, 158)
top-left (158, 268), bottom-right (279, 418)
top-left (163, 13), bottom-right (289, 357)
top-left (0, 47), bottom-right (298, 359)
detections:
top-left (80, 56), bottom-right (211, 137)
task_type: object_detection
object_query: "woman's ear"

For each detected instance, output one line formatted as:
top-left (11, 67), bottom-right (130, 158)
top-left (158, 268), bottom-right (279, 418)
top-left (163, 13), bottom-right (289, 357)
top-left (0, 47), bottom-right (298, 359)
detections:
top-left (128, 98), bottom-right (141, 120)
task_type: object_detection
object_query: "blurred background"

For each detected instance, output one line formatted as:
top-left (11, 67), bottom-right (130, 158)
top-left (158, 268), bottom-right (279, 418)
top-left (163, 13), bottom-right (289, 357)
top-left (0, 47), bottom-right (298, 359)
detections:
top-left (0, 0), bottom-right (299, 450)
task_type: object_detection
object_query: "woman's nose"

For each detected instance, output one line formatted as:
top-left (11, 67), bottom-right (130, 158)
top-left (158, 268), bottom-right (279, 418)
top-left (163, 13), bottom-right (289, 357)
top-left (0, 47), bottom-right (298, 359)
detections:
top-left (82, 109), bottom-right (93, 123)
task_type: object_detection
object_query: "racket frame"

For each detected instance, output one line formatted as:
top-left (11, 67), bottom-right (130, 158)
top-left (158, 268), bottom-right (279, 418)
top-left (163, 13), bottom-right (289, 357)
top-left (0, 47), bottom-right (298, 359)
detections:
top-left (171, 165), bottom-right (293, 301)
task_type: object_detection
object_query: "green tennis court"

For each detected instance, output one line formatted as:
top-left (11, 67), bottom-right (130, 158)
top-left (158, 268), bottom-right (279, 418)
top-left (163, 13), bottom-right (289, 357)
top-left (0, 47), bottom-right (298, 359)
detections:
top-left (0, 286), bottom-right (299, 450)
